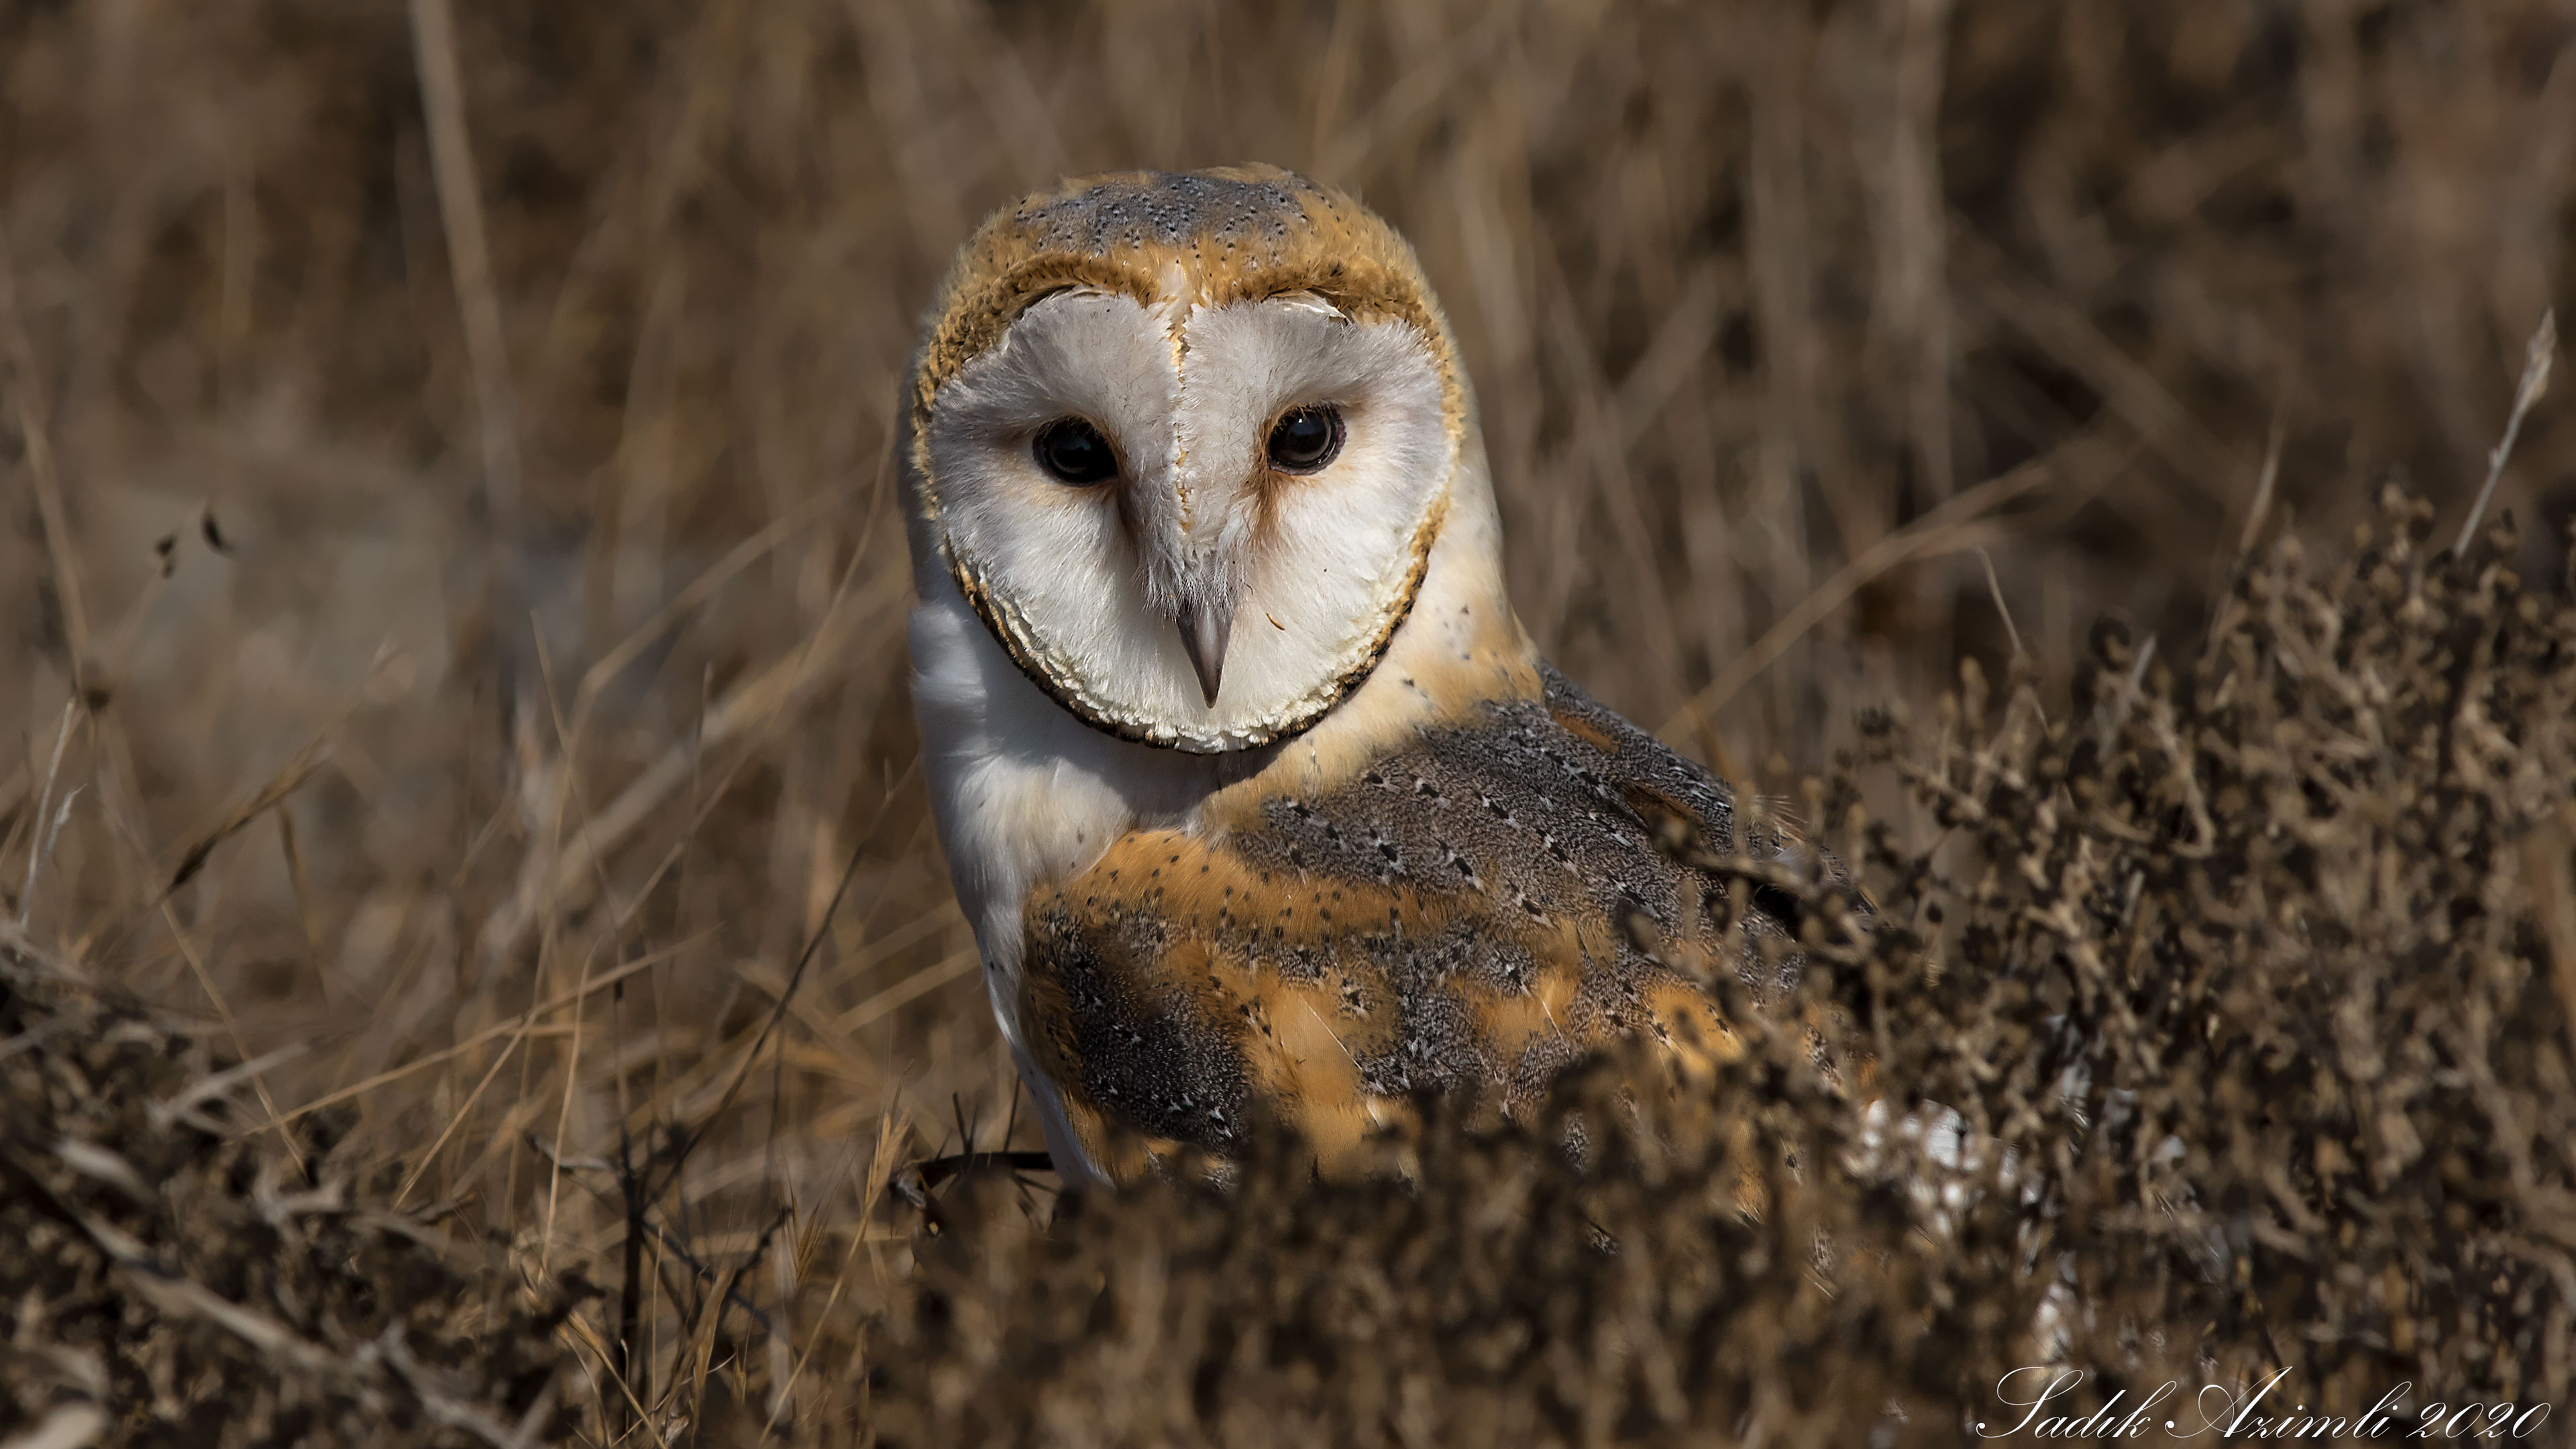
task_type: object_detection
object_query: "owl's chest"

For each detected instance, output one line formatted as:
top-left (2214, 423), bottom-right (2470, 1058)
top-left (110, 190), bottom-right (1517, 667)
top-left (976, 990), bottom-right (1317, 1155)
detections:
top-left (910, 583), bottom-right (1237, 959)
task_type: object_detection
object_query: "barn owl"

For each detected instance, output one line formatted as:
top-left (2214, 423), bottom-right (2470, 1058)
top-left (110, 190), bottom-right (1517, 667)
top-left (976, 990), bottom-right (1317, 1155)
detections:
top-left (902, 166), bottom-right (1820, 1187)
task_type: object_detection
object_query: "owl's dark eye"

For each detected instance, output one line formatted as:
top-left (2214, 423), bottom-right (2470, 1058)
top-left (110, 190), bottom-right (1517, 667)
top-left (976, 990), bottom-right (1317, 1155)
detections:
top-left (1033, 417), bottom-right (1119, 486)
top-left (1265, 405), bottom-right (1344, 473)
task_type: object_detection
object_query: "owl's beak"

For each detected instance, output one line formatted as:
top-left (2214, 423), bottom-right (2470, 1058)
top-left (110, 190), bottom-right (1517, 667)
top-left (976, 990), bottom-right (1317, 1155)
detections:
top-left (1174, 598), bottom-right (1232, 706)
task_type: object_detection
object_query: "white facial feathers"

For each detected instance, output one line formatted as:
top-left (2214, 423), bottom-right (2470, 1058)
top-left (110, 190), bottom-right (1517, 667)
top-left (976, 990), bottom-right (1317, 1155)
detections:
top-left (920, 287), bottom-right (1453, 752)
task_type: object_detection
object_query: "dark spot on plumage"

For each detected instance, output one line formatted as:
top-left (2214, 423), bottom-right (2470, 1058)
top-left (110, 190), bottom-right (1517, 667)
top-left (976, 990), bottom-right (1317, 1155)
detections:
top-left (1751, 881), bottom-right (1805, 937)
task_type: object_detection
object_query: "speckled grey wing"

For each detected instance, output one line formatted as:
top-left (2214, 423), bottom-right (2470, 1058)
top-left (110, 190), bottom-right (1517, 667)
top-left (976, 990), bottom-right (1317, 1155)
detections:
top-left (1016, 664), bottom-right (1814, 1179)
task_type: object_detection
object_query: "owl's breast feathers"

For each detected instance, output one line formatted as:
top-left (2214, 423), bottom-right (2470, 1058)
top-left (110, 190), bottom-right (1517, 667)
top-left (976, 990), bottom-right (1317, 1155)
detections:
top-left (1016, 665), bottom-right (1849, 1179)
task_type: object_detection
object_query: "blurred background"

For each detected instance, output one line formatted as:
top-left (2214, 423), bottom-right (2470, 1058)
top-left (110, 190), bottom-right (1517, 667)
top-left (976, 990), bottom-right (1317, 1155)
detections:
top-left (1, 0), bottom-right (2571, 1415)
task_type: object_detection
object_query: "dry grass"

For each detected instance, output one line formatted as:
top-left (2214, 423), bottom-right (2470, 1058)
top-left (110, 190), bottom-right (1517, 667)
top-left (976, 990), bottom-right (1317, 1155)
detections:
top-left (2, 1), bottom-right (2573, 1444)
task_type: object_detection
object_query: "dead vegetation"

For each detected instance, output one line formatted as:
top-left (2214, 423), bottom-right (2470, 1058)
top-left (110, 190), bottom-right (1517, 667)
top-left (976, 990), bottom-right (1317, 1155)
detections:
top-left (3, 1), bottom-right (2574, 1444)
top-left (0, 938), bottom-right (571, 1447)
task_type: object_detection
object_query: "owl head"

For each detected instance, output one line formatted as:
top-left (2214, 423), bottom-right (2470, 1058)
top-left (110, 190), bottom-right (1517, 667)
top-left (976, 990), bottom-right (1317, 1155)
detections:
top-left (900, 166), bottom-right (1481, 754)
